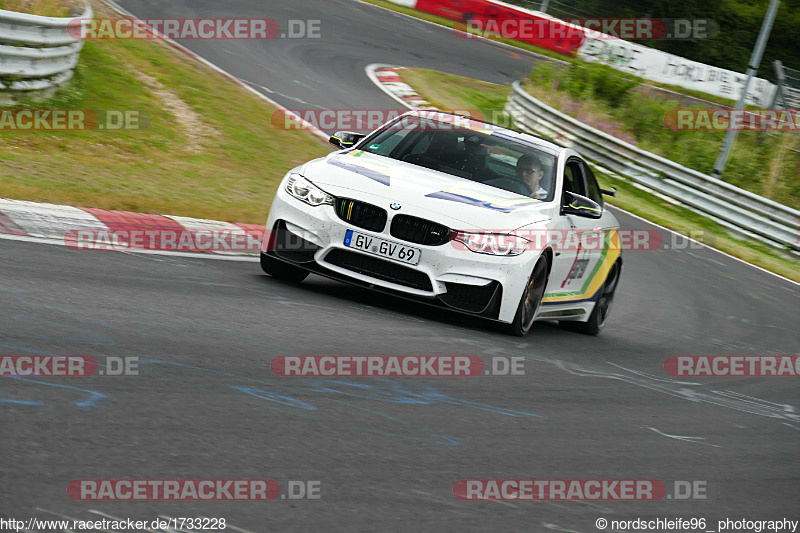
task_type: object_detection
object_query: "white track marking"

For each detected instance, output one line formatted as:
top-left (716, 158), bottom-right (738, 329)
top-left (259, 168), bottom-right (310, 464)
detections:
top-left (645, 426), bottom-right (721, 448)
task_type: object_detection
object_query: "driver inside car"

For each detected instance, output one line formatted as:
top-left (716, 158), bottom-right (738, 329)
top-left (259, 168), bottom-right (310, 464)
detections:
top-left (516, 154), bottom-right (548, 200)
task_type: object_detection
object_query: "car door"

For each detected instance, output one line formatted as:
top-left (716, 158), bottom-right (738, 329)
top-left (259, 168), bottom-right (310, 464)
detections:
top-left (546, 157), bottom-right (609, 300)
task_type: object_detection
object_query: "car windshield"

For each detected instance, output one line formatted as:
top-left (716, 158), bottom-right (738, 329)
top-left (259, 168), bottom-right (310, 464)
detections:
top-left (361, 116), bottom-right (557, 201)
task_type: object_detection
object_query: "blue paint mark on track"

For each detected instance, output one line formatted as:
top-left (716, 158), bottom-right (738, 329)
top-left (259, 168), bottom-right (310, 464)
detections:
top-left (231, 386), bottom-right (318, 410)
top-left (8, 377), bottom-right (107, 408)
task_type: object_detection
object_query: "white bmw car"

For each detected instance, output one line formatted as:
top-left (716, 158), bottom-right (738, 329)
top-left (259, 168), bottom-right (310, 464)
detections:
top-left (261, 111), bottom-right (622, 336)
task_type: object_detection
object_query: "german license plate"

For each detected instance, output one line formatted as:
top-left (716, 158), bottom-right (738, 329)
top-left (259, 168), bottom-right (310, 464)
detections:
top-left (343, 230), bottom-right (421, 265)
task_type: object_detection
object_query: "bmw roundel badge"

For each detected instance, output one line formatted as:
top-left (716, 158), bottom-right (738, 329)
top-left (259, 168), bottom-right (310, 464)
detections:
top-left (390, 203), bottom-right (401, 210)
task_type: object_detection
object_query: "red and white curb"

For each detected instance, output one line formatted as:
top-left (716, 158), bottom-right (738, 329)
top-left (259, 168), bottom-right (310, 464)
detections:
top-left (0, 198), bottom-right (264, 258)
top-left (366, 64), bottom-right (436, 111)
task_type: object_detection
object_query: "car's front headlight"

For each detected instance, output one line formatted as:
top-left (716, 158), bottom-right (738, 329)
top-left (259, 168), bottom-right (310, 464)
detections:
top-left (286, 173), bottom-right (335, 206)
top-left (451, 231), bottom-right (529, 256)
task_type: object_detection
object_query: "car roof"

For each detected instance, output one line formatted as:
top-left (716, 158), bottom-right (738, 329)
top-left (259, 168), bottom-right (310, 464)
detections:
top-left (401, 110), bottom-right (565, 157)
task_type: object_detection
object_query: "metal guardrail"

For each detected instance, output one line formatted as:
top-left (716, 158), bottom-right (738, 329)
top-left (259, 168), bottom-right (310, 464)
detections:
top-left (505, 81), bottom-right (800, 252)
top-left (0, 4), bottom-right (91, 100)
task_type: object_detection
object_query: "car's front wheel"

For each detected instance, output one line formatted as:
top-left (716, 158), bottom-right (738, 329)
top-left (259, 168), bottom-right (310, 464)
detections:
top-left (504, 255), bottom-right (549, 337)
top-left (260, 253), bottom-right (309, 283)
top-left (561, 259), bottom-right (622, 336)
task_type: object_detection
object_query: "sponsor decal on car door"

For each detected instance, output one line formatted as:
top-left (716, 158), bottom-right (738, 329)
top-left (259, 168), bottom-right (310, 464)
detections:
top-left (543, 159), bottom-right (619, 303)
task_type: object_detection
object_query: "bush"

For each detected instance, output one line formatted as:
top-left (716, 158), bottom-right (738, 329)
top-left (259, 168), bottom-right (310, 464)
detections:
top-left (529, 62), bottom-right (564, 91)
top-left (589, 64), bottom-right (640, 107)
top-left (560, 63), bottom-right (641, 108)
top-left (531, 62), bottom-right (641, 108)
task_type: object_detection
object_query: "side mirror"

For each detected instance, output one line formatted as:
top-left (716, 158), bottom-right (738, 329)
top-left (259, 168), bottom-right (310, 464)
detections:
top-left (600, 187), bottom-right (617, 197)
top-left (561, 192), bottom-right (603, 219)
top-left (329, 131), bottom-right (366, 149)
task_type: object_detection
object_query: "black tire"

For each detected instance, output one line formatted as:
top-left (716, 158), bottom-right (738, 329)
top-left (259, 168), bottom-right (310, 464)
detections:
top-left (260, 253), bottom-right (309, 283)
top-left (504, 255), bottom-right (549, 337)
top-left (561, 259), bottom-right (622, 336)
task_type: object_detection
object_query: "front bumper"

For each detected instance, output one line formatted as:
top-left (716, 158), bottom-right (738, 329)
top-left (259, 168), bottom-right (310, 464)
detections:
top-left (262, 184), bottom-right (541, 323)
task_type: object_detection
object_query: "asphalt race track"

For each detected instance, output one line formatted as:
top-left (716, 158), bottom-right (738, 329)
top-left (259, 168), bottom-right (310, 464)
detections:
top-left (1, 0), bottom-right (798, 530)
top-left (120, 0), bottom-right (544, 116)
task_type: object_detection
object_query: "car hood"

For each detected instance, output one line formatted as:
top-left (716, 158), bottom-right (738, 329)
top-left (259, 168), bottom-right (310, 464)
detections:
top-left (302, 151), bottom-right (554, 232)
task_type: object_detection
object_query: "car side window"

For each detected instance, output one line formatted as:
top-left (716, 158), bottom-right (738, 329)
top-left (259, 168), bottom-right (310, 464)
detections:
top-left (582, 161), bottom-right (603, 208)
top-left (562, 159), bottom-right (587, 203)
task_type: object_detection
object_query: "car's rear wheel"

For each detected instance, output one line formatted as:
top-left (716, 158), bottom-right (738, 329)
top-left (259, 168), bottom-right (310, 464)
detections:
top-left (260, 253), bottom-right (309, 283)
top-left (561, 259), bottom-right (621, 336)
top-left (504, 255), bottom-right (549, 337)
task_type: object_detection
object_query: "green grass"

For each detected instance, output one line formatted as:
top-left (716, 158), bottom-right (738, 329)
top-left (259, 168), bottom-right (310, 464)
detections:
top-left (399, 68), bottom-right (513, 126)
top-left (0, 0), bottom-right (75, 16)
top-left (395, 67), bottom-right (800, 282)
top-left (0, 2), bottom-right (330, 223)
top-left (641, 82), bottom-right (737, 108)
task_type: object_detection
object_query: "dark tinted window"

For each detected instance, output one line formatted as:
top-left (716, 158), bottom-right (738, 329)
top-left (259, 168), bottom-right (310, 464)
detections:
top-left (563, 159), bottom-right (587, 200)
top-left (361, 116), bottom-right (557, 200)
top-left (582, 161), bottom-right (603, 207)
